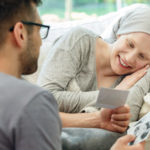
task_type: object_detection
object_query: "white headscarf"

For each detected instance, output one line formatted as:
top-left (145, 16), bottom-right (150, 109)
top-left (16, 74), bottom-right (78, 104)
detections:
top-left (101, 4), bottom-right (150, 43)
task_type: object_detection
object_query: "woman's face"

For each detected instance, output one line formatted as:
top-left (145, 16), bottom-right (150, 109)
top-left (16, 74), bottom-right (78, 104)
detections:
top-left (110, 32), bottom-right (150, 75)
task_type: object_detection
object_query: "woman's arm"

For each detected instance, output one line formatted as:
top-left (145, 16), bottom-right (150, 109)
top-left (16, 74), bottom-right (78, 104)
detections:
top-left (60, 105), bottom-right (130, 133)
top-left (37, 27), bottom-right (99, 113)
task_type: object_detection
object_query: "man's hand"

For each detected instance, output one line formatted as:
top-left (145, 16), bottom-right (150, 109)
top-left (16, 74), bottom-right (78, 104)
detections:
top-left (98, 105), bottom-right (130, 133)
top-left (111, 134), bottom-right (145, 150)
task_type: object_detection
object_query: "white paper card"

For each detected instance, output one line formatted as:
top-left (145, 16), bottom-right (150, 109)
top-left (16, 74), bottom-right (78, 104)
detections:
top-left (128, 112), bottom-right (150, 145)
top-left (96, 87), bottom-right (129, 109)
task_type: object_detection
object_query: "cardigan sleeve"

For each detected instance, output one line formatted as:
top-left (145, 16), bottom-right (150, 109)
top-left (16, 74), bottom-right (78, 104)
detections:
top-left (38, 27), bottom-right (99, 113)
top-left (126, 69), bottom-right (150, 122)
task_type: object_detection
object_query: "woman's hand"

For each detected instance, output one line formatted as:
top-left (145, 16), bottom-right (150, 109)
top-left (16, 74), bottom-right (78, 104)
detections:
top-left (116, 65), bottom-right (149, 90)
top-left (111, 134), bottom-right (145, 150)
top-left (98, 105), bottom-right (130, 133)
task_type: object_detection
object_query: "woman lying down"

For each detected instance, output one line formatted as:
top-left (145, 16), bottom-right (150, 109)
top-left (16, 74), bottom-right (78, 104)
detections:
top-left (38, 4), bottom-right (150, 125)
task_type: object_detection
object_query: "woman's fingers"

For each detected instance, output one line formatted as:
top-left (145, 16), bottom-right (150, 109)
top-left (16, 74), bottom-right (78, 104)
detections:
top-left (112, 113), bottom-right (131, 122)
top-left (126, 65), bottom-right (149, 83)
top-left (111, 119), bottom-right (129, 127)
top-left (112, 105), bottom-right (130, 114)
top-left (116, 65), bottom-right (149, 90)
top-left (111, 123), bottom-right (128, 133)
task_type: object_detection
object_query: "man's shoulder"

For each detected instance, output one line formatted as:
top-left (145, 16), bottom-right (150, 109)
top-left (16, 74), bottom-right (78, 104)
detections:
top-left (0, 73), bottom-right (52, 105)
top-left (0, 73), bottom-right (58, 122)
top-left (0, 73), bottom-right (43, 92)
top-left (0, 74), bottom-right (61, 150)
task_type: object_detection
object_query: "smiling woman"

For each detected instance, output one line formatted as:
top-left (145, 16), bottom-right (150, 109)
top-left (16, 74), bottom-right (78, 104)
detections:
top-left (37, 4), bottom-right (150, 127)
top-left (110, 32), bottom-right (150, 75)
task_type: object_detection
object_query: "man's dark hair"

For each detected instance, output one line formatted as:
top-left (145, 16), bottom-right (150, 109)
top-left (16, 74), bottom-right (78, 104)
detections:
top-left (0, 0), bottom-right (42, 45)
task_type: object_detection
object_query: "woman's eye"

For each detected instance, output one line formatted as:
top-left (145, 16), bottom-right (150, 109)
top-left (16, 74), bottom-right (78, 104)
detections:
top-left (128, 41), bottom-right (134, 48)
top-left (139, 54), bottom-right (145, 59)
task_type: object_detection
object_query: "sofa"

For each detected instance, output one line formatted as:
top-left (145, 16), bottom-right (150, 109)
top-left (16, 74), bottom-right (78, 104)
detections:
top-left (24, 4), bottom-right (150, 150)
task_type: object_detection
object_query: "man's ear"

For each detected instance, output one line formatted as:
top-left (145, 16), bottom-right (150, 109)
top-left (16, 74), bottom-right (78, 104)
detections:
top-left (12, 22), bottom-right (27, 48)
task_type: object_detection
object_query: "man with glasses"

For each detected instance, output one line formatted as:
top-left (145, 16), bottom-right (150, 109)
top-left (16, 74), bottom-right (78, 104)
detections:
top-left (0, 0), bottom-right (145, 150)
top-left (9, 21), bottom-right (50, 39)
top-left (0, 0), bottom-right (61, 150)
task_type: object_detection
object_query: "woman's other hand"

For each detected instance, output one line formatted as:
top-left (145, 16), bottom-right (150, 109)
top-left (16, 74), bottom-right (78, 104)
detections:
top-left (98, 105), bottom-right (130, 133)
top-left (116, 65), bottom-right (149, 90)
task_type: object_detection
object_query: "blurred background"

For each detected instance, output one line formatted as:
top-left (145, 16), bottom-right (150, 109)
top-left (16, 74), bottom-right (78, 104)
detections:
top-left (38, 0), bottom-right (150, 22)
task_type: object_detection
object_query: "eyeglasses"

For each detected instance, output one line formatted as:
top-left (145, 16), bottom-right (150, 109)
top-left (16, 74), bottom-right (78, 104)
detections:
top-left (9, 21), bottom-right (50, 39)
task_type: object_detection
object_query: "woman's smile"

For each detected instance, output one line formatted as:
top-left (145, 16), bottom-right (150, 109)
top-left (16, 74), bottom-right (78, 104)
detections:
top-left (118, 55), bottom-right (131, 69)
